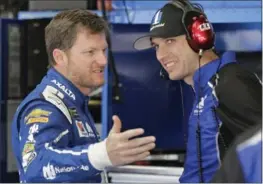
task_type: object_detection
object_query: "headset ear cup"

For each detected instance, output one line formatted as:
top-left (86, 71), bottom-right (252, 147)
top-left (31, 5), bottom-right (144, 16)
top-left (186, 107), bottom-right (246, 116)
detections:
top-left (186, 31), bottom-right (200, 52)
top-left (185, 12), bottom-right (215, 52)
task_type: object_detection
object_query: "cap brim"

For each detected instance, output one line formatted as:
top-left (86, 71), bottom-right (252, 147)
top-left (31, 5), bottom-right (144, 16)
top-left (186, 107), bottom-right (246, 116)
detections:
top-left (133, 31), bottom-right (172, 51)
top-left (133, 35), bottom-right (153, 51)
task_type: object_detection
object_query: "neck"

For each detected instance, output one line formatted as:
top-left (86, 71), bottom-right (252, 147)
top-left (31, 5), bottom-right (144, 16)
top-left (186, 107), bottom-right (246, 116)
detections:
top-left (185, 50), bottom-right (219, 88)
top-left (200, 50), bottom-right (219, 67)
top-left (54, 66), bottom-right (92, 96)
top-left (74, 84), bottom-right (93, 96)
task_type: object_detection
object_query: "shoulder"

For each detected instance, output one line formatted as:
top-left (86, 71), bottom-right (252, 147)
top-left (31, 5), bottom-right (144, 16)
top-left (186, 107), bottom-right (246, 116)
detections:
top-left (217, 62), bottom-right (260, 84)
top-left (19, 100), bottom-right (68, 126)
top-left (20, 84), bottom-right (73, 125)
top-left (212, 61), bottom-right (262, 98)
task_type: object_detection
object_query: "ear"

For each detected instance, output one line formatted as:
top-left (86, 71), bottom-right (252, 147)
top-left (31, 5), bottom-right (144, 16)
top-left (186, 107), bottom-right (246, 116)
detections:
top-left (52, 48), bottom-right (68, 66)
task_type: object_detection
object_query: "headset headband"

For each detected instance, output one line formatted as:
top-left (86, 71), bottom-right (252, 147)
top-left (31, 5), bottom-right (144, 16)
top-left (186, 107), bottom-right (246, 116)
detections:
top-left (168, 0), bottom-right (206, 40)
top-left (169, 0), bottom-right (203, 14)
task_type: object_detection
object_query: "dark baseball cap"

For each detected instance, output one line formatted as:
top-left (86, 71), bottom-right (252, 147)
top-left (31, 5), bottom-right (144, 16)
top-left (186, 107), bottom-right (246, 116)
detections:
top-left (133, 3), bottom-right (186, 50)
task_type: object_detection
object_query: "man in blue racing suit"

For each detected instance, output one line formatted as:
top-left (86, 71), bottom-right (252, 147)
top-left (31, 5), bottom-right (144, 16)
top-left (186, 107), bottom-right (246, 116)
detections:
top-left (133, 0), bottom-right (261, 183)
top-left (12, 9), bottom-right (156, 183)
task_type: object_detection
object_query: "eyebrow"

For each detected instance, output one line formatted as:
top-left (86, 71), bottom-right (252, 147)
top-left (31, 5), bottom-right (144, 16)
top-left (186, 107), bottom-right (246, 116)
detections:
top-left (86, 47), bottom-right (97, 50)
top-left (151, 41), bottom-right (158, 47)
top-left (81, 46), bottom-right (108, 52)
top-left (150, 37), bottom-right (163, 46)
top-left (90, 45), bottom-right (108, 50)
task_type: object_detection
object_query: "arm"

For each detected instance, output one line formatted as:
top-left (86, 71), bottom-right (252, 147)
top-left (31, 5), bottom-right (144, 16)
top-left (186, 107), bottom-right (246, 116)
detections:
top-left (213, 64), bottom-right (262, 135)
top-left (20, 101), bottom-right (111, 182)
top-left (210, 142), bottom-right (245, 183)
top-left (211, 123), bottom-right (262, 183)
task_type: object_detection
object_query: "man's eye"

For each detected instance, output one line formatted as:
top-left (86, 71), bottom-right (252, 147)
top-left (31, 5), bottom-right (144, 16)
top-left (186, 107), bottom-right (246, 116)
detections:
top-left (166, 39), bottom-right (174, 44)
top-left (88, 50), bottom-right (94, 54)
top-left (153, 44), bottom-right (159, 50)
top-left (84, 50), bottom-right (94, 55)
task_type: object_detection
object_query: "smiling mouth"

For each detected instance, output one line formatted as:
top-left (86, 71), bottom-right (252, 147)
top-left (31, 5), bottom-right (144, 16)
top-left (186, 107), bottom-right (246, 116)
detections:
top-left (93, 69), bottom-right (103, 73)
top-left (165, 62), bottom-right (175, 68)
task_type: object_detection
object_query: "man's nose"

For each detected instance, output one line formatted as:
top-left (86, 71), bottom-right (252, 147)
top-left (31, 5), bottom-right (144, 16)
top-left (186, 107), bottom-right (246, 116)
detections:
top-left (97, 51), bottom-right (108, 66)
top-left (156, 46), bottom-right (168, 63)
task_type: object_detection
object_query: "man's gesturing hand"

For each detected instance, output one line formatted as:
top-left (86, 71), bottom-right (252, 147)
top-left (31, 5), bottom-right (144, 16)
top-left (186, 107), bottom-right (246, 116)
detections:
top-left (106, 115), bottom-right (156, 166)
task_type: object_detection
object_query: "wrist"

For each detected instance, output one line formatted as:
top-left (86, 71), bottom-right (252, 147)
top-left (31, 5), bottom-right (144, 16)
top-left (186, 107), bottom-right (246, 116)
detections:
top-left (88, 139), bottom-right (112, 170)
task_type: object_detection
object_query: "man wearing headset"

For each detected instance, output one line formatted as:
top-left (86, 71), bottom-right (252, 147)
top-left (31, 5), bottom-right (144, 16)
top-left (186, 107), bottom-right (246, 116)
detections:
top-left (133, 0), bottom-right (262, 183)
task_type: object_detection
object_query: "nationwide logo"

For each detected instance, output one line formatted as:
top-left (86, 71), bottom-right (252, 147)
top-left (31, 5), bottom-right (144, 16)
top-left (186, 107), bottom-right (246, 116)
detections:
top-left (43, 163), bottom-right (89, 180)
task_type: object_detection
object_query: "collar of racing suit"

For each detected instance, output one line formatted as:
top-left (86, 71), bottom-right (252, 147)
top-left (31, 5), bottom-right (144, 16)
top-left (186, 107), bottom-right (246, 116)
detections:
top-left (193, 51), bottom-right (237, 95)
top-left (46, 68), bottom-right (89, 108)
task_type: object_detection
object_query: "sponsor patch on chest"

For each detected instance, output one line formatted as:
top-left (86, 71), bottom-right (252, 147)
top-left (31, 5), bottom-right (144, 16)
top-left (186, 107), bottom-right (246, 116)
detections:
top-left (75, 120), bottom-right (96, 138)
top-left (51, 79), bottom-right (76, 100)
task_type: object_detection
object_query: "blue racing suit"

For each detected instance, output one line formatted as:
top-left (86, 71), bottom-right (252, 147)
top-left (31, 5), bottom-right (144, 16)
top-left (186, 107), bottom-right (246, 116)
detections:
top-left (237, 128), bottom-right (262, 183)
top-left (211, 124), bottom-right (262, 183)
top-left (179, 52), bottom-right (237, 183)
top-left (11, 68), bottom-right (104, 183)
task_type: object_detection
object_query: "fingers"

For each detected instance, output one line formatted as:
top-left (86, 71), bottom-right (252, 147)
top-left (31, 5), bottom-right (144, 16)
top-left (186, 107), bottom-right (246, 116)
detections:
top-left (124, 136), bottom-right (156, 149)
top-left (106, 115), bottom-right (157, 167)
top-left (109, 115), bottom-right (122, 134)
top-left (120, 128), bottom-right (145, 140)
top-left (120, 143), bottom-right (155, 156)
top-left (124, 151), bottom-right (151, 164)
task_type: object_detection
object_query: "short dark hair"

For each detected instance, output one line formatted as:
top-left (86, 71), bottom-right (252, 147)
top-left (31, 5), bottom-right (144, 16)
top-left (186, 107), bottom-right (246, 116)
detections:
top-left (45, 9), bottom-right (109, 66)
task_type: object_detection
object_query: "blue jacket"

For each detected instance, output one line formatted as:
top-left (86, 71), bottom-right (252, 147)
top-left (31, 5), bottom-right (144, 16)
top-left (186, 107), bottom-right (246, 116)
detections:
top-left (179, 52), bottom-right (237, 183)
top-left (211, 124), bottom-right (262, 183)
top-left (11, 68), bottom-right (102, 183)
top-left (237, 129), bottom-right (262, 183)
